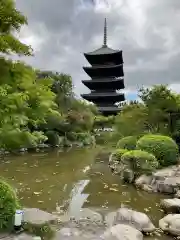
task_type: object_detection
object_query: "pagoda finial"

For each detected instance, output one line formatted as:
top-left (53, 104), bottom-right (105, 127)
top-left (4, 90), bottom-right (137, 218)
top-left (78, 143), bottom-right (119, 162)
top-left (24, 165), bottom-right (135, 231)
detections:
top-left (103, 18), bottom-right (107, 47)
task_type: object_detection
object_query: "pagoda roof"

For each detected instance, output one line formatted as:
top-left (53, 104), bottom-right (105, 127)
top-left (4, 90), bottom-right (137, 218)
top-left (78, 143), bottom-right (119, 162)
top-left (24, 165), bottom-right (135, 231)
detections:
top-left (98, 106), bottom-right (121, 114)
top-left (81, 92), bottom-right (125, 103)
top-left (82, 78), bottom-right (124, 90)
top-left (84, 46), bottom-right (121, 56)
top-left (83, 63), bottom-right (124, 79)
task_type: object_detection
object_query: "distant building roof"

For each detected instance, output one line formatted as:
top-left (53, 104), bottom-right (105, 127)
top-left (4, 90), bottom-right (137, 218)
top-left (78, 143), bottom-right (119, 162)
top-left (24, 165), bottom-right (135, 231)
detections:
top-left (85, 46), bottom-right (121, 56)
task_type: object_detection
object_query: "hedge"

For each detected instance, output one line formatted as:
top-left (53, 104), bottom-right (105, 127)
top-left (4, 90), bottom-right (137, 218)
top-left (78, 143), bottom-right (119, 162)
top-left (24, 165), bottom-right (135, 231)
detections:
top-left (136, 134), bottom-right (179, 167)
top-left (116, 136), bottom-right (138, 150)
top-left (121, 150), bottom-right (158, 176)
top-left (0, 179), bottom-right (19, 231)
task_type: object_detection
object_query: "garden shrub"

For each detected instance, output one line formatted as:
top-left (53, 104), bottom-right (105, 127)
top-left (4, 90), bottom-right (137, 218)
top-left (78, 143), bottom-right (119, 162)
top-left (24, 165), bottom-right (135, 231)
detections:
top-left (121, 150), bottom-right (158, 177)
top-left (45, 131), bottom-right (60, 147)
top-left (116, 136), bottom-right (138, 150)
top-left (112, 148), bottom-right (128, 162)
top-left (0, 179), bottom-right (19, 231)
top-left (136, 134), bottom-right (179, 167)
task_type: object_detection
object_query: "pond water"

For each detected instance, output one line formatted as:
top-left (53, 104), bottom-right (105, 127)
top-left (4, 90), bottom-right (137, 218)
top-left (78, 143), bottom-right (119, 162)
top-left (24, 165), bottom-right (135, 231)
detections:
top-left (0, 147), bottom-right (173, 239)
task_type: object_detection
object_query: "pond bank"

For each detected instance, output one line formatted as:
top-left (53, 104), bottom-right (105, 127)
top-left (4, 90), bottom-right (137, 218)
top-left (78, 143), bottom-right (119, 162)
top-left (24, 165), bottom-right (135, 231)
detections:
top-left (0, 147), bottom-right (174, 239)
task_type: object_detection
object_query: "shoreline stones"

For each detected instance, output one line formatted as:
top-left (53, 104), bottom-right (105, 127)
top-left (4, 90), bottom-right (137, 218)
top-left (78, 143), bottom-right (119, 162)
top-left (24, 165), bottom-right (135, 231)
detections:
top-left (102, 224), bottom-right (143, 240)
top-left (135, 165), bottom-right (180, 195)
top-left (160, 198), bottom-right (180, 213)
top-left (159, 214), bottom-right (180, 236)
top-left (111, 207), bottom-right (155, 233)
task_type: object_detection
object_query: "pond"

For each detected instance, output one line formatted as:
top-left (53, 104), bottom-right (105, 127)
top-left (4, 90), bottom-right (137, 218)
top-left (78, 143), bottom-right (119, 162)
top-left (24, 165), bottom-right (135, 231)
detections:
top-left (0, 147), bottom-right (173, 239)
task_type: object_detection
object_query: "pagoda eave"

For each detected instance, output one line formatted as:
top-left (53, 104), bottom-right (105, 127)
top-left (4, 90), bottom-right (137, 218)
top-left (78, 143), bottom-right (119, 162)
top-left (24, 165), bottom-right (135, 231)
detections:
top-left (82, 78), bottom-right (124, 90)
top-left (98, 106), bottom-right (121, 115)
top-left (81, 93), bottom-right (125, 103)
top-left (83, 64), bottom-right (124, 79)
top-left (84, 48), bottom-right (123, 66)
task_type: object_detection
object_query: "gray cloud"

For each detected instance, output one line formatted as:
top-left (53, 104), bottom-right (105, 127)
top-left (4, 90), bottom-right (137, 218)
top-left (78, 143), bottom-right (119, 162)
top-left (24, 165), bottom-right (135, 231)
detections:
top-left (15, 0), bottom-right (180, 96)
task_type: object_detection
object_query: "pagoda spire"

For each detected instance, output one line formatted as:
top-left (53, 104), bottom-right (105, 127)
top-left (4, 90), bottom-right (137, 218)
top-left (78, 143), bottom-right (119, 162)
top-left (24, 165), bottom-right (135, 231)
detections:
top-left (103, 18), bottom-right (107, 47)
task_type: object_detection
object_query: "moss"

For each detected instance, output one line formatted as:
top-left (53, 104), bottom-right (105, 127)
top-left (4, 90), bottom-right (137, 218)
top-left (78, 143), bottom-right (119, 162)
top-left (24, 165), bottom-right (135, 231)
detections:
top-left (136, 134), bottom-right (179, 167)
top-left (121, 150), bottom-right (158, 177)
top-left (23, 222), bottom-right (55, 240)
top-left (116, 136), bottom-right (138, 150)
top-left (0, 179), bottom-right (20, 232)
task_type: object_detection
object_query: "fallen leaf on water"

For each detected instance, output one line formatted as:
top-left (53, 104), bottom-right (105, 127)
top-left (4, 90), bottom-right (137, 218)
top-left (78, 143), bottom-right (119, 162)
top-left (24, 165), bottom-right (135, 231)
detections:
top-left (112, 184), bottom-right (118, 187)
top-left (109, 188), bottom-right (119, 192)
top-left (33, 192), bottom-right (42, 195)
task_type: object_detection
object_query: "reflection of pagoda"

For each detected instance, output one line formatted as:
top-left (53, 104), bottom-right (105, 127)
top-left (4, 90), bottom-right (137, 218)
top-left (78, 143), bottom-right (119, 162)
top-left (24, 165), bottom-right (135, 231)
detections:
top-left (81, 18), bottom-right (125, 116)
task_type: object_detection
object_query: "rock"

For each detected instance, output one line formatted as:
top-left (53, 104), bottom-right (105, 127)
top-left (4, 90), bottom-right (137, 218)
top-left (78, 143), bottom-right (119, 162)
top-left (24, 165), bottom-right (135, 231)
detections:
top-left (175, 190), bottom-right (180, 198)
top-left (0, 233), bottom-right (35, 240)
top-left (159, 214), bottom-right (180, 236)
top-left (135, 165), bottom-right (180, 194)
top-left (113, 207), bottom-right (155, 233)
top-left (121, 169), bottom-right (134, 183)
top-left (23, 208), bottom-right (58, 225)
top-left (102, 224), bottom-right (143, 240)
top-left (135, 175), bottom-right (152, 188)
top-left (160, 198), bottom-right (180, 213)
top-left (105, 212), bottom-right (117, 227)
top-left (58, 227), bottom-right (81, 237)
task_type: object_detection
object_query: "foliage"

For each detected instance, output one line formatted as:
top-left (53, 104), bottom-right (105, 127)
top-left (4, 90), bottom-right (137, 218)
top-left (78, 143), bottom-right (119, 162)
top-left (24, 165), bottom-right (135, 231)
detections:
top-left (112, 148), bottom-right (128, 162)
top-left (114, 85), bottom-right (180, 147)
top-left (136, 134), bottom-right (179, 167)
top-left (0, 0), bottom-right (32, 55)
top-left (36, 71), bottom-right (73, 111)
top-left (45, 131), bottom-right (60, 147)
top-left (114, 103), bottom-right (149, 137)
top-left (0, 179), bottom-right (19, 231)
top-left (94, 115), bottom-right (115, 129)
top-left (23, 222), bottom-right (55, 240)
top-left (121, 150), bottom-right (158, 177)
top-left (116, 136), bottom-right (138, 150)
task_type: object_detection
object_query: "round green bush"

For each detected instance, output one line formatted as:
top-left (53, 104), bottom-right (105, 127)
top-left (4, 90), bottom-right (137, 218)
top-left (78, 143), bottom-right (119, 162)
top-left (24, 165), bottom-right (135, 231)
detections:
top-left (136, 134), bottom-right (179, 167)
top-left (121, 150), bottom-right (158, 177)
top-left (116, 136), bottom-right (138, 150)
top-left (45, 131), bottom-right (60, 147)
top-left (0, 180), bottom-right (19, 230)
top-left (112, 148), bottom-right (129, 162)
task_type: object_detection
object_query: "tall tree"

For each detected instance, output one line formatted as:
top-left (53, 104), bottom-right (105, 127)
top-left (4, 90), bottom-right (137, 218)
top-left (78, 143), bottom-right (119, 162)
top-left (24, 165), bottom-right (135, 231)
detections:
top-left (0, 0), bottom-right (32, 55)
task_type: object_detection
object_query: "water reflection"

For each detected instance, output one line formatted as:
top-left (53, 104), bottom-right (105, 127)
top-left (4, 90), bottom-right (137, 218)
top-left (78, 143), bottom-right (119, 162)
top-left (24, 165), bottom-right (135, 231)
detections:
top-left (0, 147), bottom-right (173, 239)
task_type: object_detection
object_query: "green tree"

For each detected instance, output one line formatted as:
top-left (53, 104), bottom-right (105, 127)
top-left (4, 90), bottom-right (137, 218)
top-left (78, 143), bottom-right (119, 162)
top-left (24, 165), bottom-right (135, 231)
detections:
top-left (0, 0), bottom-right (60, 150)
top-left (37, 71), bottom-right (73, 112)
top-left (0, 0), bottom-right (32, 55)
top-left (139, 85), bottom-right (180, 134)
top-left (114, 103), bottom-right (149, 137)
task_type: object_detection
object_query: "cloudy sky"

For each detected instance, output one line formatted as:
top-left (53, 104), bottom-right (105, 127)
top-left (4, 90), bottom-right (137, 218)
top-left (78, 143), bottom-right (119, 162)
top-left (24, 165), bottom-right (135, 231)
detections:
top-left (15, 0), bottom-right (180, 100)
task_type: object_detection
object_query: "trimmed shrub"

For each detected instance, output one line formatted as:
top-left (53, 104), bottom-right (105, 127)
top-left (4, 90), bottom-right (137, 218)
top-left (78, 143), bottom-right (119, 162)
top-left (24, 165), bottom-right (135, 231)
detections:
top-left (0, 179), bottom-right (19, 231)
top-left (116, 136), bottom-right (138, 150)
top-left (121, 150), bottom-right (158, 177)
top-left (136, 134), bottom-right (179, 167)
top-left (112, 148), bottom-right (129, 162)
top-left (45, 131), bottom-right (60, 147)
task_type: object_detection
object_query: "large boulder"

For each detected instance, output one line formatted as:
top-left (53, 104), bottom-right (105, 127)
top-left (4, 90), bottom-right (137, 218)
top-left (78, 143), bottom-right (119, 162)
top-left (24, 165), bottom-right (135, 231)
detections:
top-left (160, 198), bottom-right (180, 213)
top-left (102, 224), bottom-right (143, 240)
top-left (23, 208), bottom-right (58, 225)
top-left (159, 214), bottom-right (180, 236)
top-left (135, 165), bottom-right (180, 194)
top-left (112, 208), bottom-right (155, 233)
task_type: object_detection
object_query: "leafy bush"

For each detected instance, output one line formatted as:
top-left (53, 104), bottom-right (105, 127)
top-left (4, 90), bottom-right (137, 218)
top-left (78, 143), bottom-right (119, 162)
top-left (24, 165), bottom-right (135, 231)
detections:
top-left (121, 150), bottom-right (158, 177)
top-left (112, 148), bottom-right (128, 162)
top-left (45, 131), bottom-right (60, 147)
top-left (136, 134), bottom-right (179, 167)
top-left (0, 179), bottom-right (19, 231)
top-left (116, 136), bottom-right (138, 150)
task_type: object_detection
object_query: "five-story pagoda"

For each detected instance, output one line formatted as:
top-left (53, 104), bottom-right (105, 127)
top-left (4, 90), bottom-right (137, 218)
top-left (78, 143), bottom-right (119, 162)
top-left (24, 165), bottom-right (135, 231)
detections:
top-left (81, 18), bottom-right (125, 116)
